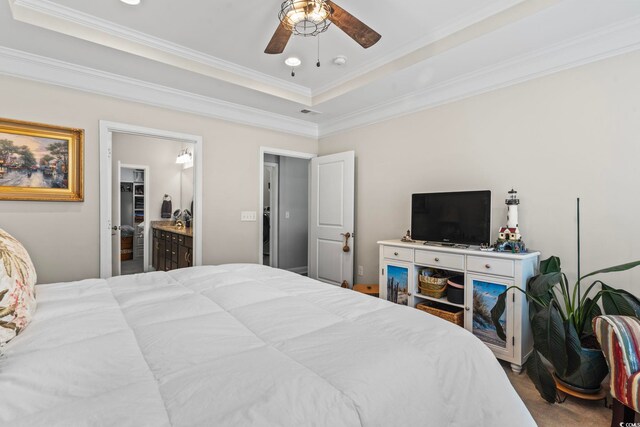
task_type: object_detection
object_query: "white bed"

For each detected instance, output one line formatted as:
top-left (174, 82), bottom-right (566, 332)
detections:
top-left (1, 264), bottom-right (535, 426)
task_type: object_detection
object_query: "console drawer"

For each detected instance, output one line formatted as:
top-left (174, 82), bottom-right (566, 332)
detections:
top-left (467, 256), bottom-right (514, 277)
top-left (415, 250), bottom-right (464, 271)
top-left (383, 246), bottom-right (413, 262)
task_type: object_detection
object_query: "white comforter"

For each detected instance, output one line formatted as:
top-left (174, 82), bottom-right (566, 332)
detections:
top-left (1, 264), bottom-right (535, 426)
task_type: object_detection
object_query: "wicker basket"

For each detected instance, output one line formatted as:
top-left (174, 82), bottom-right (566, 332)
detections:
top-left (418, 274), bottom-right (449, 298)
top-left (419, 275), bottom-right (448, 286)
top-left (416, 302), bottom-right (464, 327)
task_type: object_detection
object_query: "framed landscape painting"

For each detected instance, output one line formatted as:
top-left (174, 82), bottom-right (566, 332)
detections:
top-left (0, 118), bottom-right (83, 201)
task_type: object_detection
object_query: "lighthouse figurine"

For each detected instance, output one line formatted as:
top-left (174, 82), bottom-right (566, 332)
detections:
top-left (495, 189), bottom-right (526, 252)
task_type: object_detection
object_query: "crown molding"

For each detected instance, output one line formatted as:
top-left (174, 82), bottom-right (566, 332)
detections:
top-left (1, 13), bottom-right (639, 142)
top-left (0, 46), bottom-right (318, 139)
top-left (318, 15), bottom-right (640, 138)
top-left (8, 0), bottom-right (312, 104)
top-left (9, 0), bottom-right (534, 106)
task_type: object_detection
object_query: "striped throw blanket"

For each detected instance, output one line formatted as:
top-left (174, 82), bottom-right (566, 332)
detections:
top-left (594, 315), bottom-right (640, 411)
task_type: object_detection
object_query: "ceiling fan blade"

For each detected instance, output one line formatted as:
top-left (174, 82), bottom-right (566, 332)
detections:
top-left (326, 1), bottom-right (381, 49)
top-left (265, 21), bottom-right (293, 54)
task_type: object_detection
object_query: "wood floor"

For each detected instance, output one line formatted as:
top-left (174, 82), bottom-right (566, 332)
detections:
top-left (502, 361), bottom-right (619, 427)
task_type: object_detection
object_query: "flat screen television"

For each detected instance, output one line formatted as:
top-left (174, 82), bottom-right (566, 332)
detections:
top-left (411, 190), bottom-right (491, 246)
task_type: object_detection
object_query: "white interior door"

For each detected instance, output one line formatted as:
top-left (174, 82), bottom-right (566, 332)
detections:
top-left (111, 161), bottom-right (122, 276)
top-left (308, 151), bottom-right (355, 287)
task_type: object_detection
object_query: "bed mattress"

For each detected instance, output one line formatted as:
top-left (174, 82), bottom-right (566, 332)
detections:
top-left (0, 264), bottom-right (535, 426)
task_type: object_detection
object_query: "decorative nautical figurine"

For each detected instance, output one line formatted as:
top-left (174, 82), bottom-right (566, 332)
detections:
top-left (495, 189), bottom-right (526, 252)
top-left (401, 229), bottom-right (414, 243)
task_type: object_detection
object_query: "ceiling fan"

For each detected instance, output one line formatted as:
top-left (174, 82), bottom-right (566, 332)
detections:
top-left (265, 0), bottom-right (381, 54)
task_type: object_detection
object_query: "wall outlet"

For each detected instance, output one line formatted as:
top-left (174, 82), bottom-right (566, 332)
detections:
top-left (357, 265), bottom-right (364, 276)
top-left (240, 211), bottom-right (257, 222)
top-left (285, 211), bottom-right (290, 219)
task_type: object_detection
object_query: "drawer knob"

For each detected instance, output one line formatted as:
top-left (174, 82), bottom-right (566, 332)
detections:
top-left (434, 257), bottom-right (440, 262)
top-left (465, 306), bottom-right (470, 311)
top-left (485, 264), bottom-right (491, 269)
top-left (394, 252), bottom-right (399, 256)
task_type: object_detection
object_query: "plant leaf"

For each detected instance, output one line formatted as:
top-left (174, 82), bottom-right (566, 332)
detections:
top-left (525, 350), bottom-right (557, 403)
top-left (527, 272), bottom-right (562, 305)
top-left (579, 260), bottom-right (640, 282)
top-left (0, 289), bottom-right (7, 302)
top-left (490, 291), bottom-right (508, 341)
top-left (530, 303), bottom-right (568, 375)
top-left (540, 256), bottom-right (561, 274)
top-left (601, 284), bottom-right (640, 316)
top-left (564, 320), bottom-right (582, 377)
top-left (581, 296), bottom-right (602, 337)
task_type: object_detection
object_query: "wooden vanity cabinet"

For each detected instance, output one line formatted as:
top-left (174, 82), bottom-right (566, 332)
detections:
top-left (152, 228), bottom-right (192, 272)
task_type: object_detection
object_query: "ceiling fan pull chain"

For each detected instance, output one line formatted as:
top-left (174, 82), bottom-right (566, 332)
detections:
top-left (317, 34), bottom-right (321, 67)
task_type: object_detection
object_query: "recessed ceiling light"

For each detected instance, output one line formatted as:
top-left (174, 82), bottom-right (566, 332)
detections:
top-left (285, 57), bottom-right (301, 67)
top-left (120, 0), bottom-right (141, 5)
top-left (333, 55), bottom-right (347, 66)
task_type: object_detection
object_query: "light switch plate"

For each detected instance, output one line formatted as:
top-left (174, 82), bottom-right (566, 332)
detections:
top-left (240, 211), bottom-right (257, 222)
top-left (358, 265), bottom-right (364, 276)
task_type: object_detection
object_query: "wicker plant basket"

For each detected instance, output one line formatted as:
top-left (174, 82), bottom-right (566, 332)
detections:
top-left (416, 302), bottom-right (464, 327)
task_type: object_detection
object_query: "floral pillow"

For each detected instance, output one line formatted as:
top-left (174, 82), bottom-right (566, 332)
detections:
top-left (0, 228), bottom-right (37, 349)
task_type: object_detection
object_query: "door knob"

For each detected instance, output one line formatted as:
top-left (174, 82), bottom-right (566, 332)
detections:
top-left (340, 232), bottom-right (351, 252)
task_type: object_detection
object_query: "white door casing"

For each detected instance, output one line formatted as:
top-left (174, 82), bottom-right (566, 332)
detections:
top-left (264, 162), bottom-right (279, 268)
top-left (308, 151), bottom-right (355, 287)
top-left (99, 120), bottom-right (203, 279)
top-left (257, 147), bottom-right (316, 266)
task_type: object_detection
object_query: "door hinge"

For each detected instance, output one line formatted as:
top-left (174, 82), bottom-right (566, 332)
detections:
top-left (512, 293), bottom-right (515, 302)
top-left (381, 268), bottom-right (384, 275)
top-left (512, 336), bottom-right (515, 346)
top-left (107, 147), bottom-right (112, 159)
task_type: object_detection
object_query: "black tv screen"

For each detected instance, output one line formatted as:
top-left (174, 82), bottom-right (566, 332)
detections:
top-left (411, 191), bottom-right (491, 245)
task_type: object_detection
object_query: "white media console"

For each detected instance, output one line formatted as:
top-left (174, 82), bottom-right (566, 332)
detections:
top-left (378, 239), bottom-right (540, 372)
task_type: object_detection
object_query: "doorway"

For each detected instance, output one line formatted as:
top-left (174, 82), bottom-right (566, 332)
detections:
top-left (116, 164), bottom-right (148, 276)
top-left (259, 148), bottom-right (315, 275)
top-left (99, 121), bottom-right (203, 279)
top-left (259, 148), bottom-right (355, 287)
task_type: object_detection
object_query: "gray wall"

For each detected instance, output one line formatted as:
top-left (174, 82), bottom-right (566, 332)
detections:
top-left (319, 50), bottom-right (640, 293)
top-left (278, 156), bottom-right (309, 271)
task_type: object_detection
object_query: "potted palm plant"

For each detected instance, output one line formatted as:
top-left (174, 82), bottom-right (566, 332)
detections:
top-left (491, 255), bottom-right (640, 402)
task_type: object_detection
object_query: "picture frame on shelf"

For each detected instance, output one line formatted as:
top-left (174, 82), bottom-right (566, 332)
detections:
top-left (0, 117), bottom-right (84, 201)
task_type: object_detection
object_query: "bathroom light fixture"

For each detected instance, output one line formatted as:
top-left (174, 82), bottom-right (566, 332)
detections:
top-left (120, 0), bottom-right (141, 5)
top-left (176, 149), bottom-right (192, 164)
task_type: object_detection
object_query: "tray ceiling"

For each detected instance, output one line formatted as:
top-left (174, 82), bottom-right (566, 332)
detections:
top-left (3, 0), bottom-right (640, 137)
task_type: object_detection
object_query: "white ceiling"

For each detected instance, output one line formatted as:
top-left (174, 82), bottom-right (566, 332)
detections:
top-left (3, 0), bottom-right (640, 138)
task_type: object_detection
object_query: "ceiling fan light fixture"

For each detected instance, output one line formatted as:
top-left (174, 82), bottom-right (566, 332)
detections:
top-left (120, 0), bottom-right (141, 5)
top-left (279, 0), bottom-right (331, 37)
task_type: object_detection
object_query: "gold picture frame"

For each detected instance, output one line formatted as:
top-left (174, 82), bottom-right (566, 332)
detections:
top-left (0, 118), bottom-right (84, 201)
